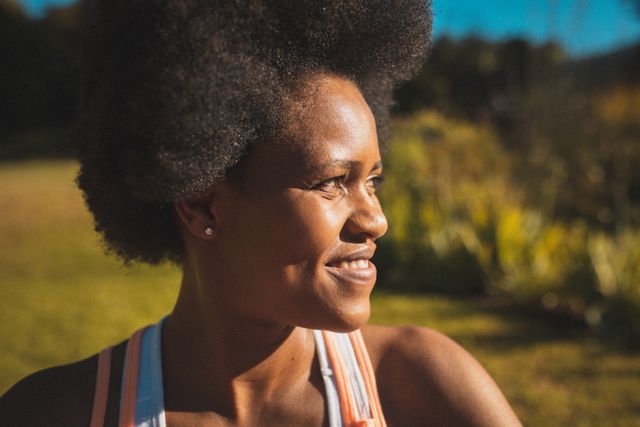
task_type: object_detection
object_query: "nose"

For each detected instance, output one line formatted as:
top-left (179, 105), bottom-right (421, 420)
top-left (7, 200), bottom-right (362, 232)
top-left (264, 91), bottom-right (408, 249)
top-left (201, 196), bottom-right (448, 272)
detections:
top-left (343, 190), bottom-right (388, 241)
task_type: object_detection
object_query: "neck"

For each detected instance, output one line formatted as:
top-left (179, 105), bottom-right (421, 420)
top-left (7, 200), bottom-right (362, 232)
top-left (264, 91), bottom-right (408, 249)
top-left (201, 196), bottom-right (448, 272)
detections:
top-left (161, 263), bottom-right (319, 418)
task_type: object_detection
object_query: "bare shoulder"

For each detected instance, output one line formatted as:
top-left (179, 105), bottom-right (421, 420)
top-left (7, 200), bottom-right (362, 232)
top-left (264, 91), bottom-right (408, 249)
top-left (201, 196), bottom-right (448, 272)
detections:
top-left (0, 341), bottom-right (126, 427)
top-left (361, 324), bottom-right (522, 427)
top-left (0, 355), bottom-right (98, 427)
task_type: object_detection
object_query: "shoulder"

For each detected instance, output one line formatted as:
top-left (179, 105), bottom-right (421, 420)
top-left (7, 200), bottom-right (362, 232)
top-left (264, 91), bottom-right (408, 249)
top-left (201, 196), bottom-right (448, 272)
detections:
top-left (0, 355), bottom-right (98, 427)
top-left (360, 324), bottom-right (522, 427)
top-left (0, 342), bottom-right (127, 427)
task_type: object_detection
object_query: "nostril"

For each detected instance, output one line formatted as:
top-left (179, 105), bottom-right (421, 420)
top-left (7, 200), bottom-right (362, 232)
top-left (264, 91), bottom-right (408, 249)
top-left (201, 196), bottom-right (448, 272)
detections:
top-left (376, 214), bottom-right (388, 237)
top-left (343, 203), bottom-right (387, 241)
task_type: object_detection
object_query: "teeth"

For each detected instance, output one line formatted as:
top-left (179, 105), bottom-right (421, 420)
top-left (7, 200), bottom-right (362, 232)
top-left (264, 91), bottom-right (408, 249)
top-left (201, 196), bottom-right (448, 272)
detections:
top-left (335, 259), bottom-right (369, 269)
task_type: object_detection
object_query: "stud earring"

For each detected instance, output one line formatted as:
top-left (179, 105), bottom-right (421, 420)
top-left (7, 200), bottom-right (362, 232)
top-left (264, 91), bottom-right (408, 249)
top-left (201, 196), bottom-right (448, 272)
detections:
top-left (204, 226), bottom-right (214, 236)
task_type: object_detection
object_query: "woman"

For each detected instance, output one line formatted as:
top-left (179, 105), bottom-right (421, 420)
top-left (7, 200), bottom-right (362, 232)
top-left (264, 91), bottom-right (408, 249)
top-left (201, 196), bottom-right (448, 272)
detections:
top-left (0, 0), bottom-right (521, 425)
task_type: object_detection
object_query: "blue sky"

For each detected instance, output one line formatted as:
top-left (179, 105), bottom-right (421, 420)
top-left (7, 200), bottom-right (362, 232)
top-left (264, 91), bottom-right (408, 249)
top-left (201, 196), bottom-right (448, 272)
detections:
top-left (18, 0), bottom-right (640, 57)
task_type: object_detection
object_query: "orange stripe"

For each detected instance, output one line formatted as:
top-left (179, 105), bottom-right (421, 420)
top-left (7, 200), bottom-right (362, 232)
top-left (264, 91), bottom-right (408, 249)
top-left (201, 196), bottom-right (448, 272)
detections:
top-left (354, 331), bottom-right (386, 427)
top-left (349, 331), bottom-right (387, 427)
top-left (355, 331), bottom-right (386, 427)
top-left (348, 332), bottom-right (380, 425)
top-left (119, 328), bottom-right (146, 427)
top-left (348, 333), bottom-right (377, 421)
top-left (322, 331), bottom-right (357, 425)
top-left (90, 347), bottom-right (113, 427)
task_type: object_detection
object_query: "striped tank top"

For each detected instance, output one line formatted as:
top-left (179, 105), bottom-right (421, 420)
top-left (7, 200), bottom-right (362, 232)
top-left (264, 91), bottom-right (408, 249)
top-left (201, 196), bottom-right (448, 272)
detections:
top-left (90, 320), bottom-right (387, 427)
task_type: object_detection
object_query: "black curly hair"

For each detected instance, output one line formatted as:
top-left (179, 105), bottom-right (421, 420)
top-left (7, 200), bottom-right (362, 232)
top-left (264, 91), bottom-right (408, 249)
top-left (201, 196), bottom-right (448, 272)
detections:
top-left (73, 0), bottom-right (432, 265)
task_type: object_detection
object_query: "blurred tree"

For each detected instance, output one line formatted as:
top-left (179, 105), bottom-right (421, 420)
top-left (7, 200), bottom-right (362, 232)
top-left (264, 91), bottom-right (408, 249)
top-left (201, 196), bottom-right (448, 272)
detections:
top-left (0, 2), bottom-right (80, 158)
top-left (395, 32), bottom-right (640, 230)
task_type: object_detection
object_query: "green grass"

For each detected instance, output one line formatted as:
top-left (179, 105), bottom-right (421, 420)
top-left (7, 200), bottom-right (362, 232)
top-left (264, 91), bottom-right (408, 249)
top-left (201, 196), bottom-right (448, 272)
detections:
top-left (1, 160), bottom-right (639, 426)
top-left (370, 293), bottom-right (640, 426)
top-left (0, 160), bottom-right (180, 388)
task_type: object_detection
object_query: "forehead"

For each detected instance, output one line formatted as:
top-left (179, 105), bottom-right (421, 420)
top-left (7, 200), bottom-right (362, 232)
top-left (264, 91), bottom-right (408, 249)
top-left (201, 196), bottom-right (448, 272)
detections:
top-left (288, 76), bottom-right (376, 155)
top-left (247, 76), bottom-right (380, 181)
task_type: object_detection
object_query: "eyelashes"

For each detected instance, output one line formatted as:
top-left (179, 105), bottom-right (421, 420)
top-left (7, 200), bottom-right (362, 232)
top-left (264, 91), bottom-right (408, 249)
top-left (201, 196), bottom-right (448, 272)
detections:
top-left (313, 174), bottom-right (384, 196)
top-left (314, 176), bottom-right (346, 194)
top-left (367, 174), bottom-right (384, 191)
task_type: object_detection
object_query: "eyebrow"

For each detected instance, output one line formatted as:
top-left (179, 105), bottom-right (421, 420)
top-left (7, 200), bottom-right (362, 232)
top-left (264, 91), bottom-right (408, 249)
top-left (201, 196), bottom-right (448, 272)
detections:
top-left (314, 159), bottom-right (383, 172)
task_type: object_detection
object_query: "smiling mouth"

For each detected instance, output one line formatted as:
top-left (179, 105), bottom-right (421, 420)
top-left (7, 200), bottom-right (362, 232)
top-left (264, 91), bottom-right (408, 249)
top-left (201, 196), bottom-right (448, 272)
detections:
top-left (326, 259), bottom-right (370, 269)
top-left (324, 259), bottom-right (377, 286)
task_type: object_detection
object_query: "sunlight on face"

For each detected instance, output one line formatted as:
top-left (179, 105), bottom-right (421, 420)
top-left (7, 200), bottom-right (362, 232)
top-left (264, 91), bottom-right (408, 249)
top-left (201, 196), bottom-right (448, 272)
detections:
top-left (202, 75), bottom-right (388, 332)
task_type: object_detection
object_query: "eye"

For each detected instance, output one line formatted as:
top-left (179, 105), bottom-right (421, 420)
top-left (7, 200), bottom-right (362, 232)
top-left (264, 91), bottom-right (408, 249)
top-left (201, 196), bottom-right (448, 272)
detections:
top-left (366, 174), bottom-right (384, 193)
top-left (314, 176), bottom-right (346, 194)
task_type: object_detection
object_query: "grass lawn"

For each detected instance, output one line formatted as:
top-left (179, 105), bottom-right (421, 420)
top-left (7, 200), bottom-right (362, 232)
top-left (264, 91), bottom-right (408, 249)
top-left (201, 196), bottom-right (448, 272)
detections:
top-left (1, 160), bottom-right (639, 426)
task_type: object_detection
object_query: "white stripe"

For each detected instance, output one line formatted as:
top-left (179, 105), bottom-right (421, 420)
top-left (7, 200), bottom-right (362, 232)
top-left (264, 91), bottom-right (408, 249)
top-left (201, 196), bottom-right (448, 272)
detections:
top-left (314, 330), bottom-right (343, 427)
top-left (127, 324), bottom-right (368, 427)
top-left (334, 332), bottom-right (372, 420)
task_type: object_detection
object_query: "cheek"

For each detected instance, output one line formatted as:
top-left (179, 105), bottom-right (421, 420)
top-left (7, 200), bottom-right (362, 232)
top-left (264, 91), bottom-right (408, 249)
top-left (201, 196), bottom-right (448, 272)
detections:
top-left (222, 192), bottom-right (347, 274)
top-left (263, 193), bottom-right (346, 265)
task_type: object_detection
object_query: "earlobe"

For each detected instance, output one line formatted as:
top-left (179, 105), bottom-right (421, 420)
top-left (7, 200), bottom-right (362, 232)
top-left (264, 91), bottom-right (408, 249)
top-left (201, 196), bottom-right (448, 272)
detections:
top-left (174, 194), bottom-right (217, 239)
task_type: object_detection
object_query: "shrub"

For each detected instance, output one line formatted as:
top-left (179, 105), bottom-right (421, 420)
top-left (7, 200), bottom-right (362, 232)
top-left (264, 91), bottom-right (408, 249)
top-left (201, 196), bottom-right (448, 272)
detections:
top-left (378, 110), bottom-right (640, 342)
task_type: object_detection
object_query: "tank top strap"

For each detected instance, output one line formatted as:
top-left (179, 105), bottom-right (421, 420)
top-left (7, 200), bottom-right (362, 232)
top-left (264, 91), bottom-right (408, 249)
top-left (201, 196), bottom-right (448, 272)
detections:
top-left (132, 319), bottom-right (167, 427)
top-left (90, 321), bottom-right (166, 427)
top-left (119, 327), bottom-right (147, 427)
top-left (347, 330), bottom-right (386, 426)
top-left (314, 330), bottom-right (387, 427)
top-left (89, 347), bottom-right (113, 427)
top-left (91, 324), bottom-right (384, 427)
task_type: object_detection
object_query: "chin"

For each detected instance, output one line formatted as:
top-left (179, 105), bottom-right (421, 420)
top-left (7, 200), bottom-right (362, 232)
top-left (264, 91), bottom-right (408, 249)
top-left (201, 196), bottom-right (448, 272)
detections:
top-left (329, 318), bottom-right (370, 333)
top-left (314, 300), bottom-right (372, 333)
top-left (291, 275), bottom-right (373, 332)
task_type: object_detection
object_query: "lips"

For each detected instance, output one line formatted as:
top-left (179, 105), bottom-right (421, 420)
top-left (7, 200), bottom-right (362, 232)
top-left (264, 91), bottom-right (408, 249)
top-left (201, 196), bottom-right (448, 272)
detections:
top-left (330, 259), bottom-right (370, 269)
top-left (325, 245), bottom-right (376, 265)
top-left (325, 246), bottom-right (377, 285)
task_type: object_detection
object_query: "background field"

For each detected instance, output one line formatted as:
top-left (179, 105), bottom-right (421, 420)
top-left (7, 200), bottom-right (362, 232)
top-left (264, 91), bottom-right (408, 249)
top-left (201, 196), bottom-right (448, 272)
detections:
top-left (1, 160), bottom-right (639, 426)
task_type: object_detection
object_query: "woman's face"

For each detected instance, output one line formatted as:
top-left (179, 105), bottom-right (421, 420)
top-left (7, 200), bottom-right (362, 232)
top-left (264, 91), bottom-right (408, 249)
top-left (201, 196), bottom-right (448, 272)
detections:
top-left (204, 75), bottom-right (387, 332)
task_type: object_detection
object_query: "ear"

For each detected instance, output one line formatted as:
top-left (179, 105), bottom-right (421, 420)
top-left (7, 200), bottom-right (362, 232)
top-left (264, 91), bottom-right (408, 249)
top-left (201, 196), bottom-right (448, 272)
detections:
top-left (174, 192), bottom-right (217, 239)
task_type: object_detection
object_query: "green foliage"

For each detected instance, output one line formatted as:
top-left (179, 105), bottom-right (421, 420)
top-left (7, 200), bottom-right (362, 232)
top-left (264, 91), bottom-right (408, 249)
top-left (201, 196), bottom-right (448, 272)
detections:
top-left (394, 36), bottom-right (566, 119)
top-left (377, 111), bottom-right (509, 294)
top-left (588, 230), bottom-right (640, 340)
top-left (379, 111), bottom-right (640, 343)
top-left (394, 36), bottom-right (640, 232)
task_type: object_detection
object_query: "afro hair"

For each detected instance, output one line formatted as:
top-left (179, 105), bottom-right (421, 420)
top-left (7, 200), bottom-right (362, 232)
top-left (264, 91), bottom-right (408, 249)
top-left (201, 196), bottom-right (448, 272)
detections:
top-left (73, 0), bottom-right (433, 264)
